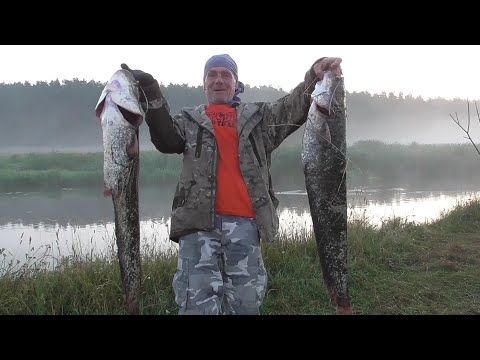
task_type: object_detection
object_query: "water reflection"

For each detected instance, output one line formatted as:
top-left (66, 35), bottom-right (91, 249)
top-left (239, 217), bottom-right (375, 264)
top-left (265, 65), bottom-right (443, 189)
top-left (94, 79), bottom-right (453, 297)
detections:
top-left (346, 187), bottom-right (480, 225)
top-left (1, 185), bottom-right (479, 267)
top-left (0, 187), bottom-right (176, 228)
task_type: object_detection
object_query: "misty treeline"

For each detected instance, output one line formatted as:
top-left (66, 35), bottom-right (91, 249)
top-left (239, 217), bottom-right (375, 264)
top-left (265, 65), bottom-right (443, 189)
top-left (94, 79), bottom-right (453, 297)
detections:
top-left (0, 79), bottom-right (291, 152)
top-left (0, 79), bottom-right (476, 152)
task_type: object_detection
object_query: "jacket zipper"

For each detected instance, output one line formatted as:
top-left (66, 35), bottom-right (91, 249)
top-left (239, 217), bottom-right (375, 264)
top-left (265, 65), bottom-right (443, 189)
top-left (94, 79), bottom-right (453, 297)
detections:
top-left (186, 115), bottom-right (218, 229)
top-left (249, 134), bottom-right (263, 167)
top-left (195, 128), bottom-right (203, 158)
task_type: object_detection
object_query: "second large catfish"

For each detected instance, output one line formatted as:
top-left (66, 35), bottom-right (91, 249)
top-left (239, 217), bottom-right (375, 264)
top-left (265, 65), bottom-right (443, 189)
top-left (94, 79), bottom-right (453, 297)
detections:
top-left (301, 70), bottom-right (352, 315)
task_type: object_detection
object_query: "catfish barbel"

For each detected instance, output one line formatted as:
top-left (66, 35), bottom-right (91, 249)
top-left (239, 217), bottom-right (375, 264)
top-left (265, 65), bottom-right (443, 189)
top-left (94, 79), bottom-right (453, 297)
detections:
top-left (301, 70), bottom-right (352, 315)
top-left (95, 69), bottom-right (145, 315)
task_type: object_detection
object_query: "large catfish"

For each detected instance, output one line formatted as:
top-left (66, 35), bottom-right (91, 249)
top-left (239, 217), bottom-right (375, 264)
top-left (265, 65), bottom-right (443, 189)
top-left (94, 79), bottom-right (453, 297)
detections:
top-left (301, 70), bottom-right (352, 315)
top-left (95, 69), bottom-right (145, 315)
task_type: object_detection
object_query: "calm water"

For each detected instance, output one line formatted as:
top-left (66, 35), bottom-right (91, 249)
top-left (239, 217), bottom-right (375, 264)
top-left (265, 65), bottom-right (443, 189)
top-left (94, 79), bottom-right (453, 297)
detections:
top-left (1, 185), bottom-right (479, 267)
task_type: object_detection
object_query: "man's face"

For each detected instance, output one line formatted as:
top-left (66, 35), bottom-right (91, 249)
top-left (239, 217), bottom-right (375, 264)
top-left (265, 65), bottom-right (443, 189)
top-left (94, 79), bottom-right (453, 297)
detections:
top-left (204, 67), bottom-right (237, 105)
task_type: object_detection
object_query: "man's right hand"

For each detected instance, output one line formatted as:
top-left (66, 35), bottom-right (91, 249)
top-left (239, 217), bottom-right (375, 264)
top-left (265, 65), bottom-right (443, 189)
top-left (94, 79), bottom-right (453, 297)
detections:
top-left (313, 57), bottom-right (343, 81)
top-left (121, 63), bottom-right (155, 88)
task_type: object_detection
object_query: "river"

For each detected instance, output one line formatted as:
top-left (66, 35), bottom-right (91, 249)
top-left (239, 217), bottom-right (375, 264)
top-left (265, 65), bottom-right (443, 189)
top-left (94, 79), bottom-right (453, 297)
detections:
top-left (1, 185), bottom-right (478, 269)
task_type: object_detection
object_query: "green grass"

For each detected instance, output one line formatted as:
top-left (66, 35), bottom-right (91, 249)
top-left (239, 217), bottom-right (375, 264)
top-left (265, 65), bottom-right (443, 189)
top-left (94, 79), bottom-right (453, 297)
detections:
top-left (2, 141), bottom-right (480, 191)
top-left (1, 198), bottom-right (479, 315)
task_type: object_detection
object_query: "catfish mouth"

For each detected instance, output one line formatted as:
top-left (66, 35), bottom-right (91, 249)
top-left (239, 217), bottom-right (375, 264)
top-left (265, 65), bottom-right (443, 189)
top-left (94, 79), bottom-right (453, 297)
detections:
top-left (118, 106), bottom-right (143, 127)
top-left (95, 101), bottom-right (143, 128)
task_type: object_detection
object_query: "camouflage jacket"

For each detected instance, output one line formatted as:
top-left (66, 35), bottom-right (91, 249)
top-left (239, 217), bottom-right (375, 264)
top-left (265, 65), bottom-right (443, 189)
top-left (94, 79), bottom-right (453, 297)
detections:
top-left (142, 60), bottom-right (322, 242)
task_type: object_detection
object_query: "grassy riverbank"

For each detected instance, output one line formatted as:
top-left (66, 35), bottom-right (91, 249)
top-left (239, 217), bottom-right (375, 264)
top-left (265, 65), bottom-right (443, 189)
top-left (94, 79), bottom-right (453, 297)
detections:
top-left (1, 198), bottom-right (479, 315)
top-left (1, 141), bottom-right (480, 191)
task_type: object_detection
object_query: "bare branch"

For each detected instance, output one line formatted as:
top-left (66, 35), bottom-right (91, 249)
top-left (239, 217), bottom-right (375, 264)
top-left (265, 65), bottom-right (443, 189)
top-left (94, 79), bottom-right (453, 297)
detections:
top-left (449, 100), bottom-right (480, 157)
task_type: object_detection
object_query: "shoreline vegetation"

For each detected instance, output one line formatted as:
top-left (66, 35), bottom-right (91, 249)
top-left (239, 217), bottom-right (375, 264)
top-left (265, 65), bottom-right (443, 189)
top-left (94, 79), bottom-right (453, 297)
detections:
top-left (1, 141), bottom-right (480, 191)
top-left (1, 196), bottom-right (479, 315)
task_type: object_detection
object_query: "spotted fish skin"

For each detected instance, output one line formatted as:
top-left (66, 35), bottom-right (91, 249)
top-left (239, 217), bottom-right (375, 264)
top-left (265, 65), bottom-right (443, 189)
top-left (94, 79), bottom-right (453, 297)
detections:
top-left (95, 69), bottom-right (145, 315)
top-left (301, 70), bottom-right (352, 315)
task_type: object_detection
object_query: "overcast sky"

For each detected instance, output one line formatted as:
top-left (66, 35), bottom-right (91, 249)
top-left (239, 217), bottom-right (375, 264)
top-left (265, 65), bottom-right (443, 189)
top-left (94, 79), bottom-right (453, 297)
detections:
top-left (1, 45), bottom-right (479, 100)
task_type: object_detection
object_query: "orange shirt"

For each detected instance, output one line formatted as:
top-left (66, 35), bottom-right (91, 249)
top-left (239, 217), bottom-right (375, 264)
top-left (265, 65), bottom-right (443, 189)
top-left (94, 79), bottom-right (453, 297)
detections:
top-left (205, 104), bottom-right (256, 218)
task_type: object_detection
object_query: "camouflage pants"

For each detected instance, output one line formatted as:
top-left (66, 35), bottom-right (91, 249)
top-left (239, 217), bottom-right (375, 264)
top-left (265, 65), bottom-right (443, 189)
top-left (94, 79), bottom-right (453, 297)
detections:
top-left (172, 215), bottom-right (267, 315)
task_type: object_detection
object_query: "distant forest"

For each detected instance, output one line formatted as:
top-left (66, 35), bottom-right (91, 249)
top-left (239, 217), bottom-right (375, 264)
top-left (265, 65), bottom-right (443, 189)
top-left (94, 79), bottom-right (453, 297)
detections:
top-left (0, 79), bottom-right (477, 153)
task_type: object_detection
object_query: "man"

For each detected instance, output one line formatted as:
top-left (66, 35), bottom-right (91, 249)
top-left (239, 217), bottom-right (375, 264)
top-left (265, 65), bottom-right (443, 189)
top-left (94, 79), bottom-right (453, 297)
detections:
top-left (121, 54), bottom-right (342, 315)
